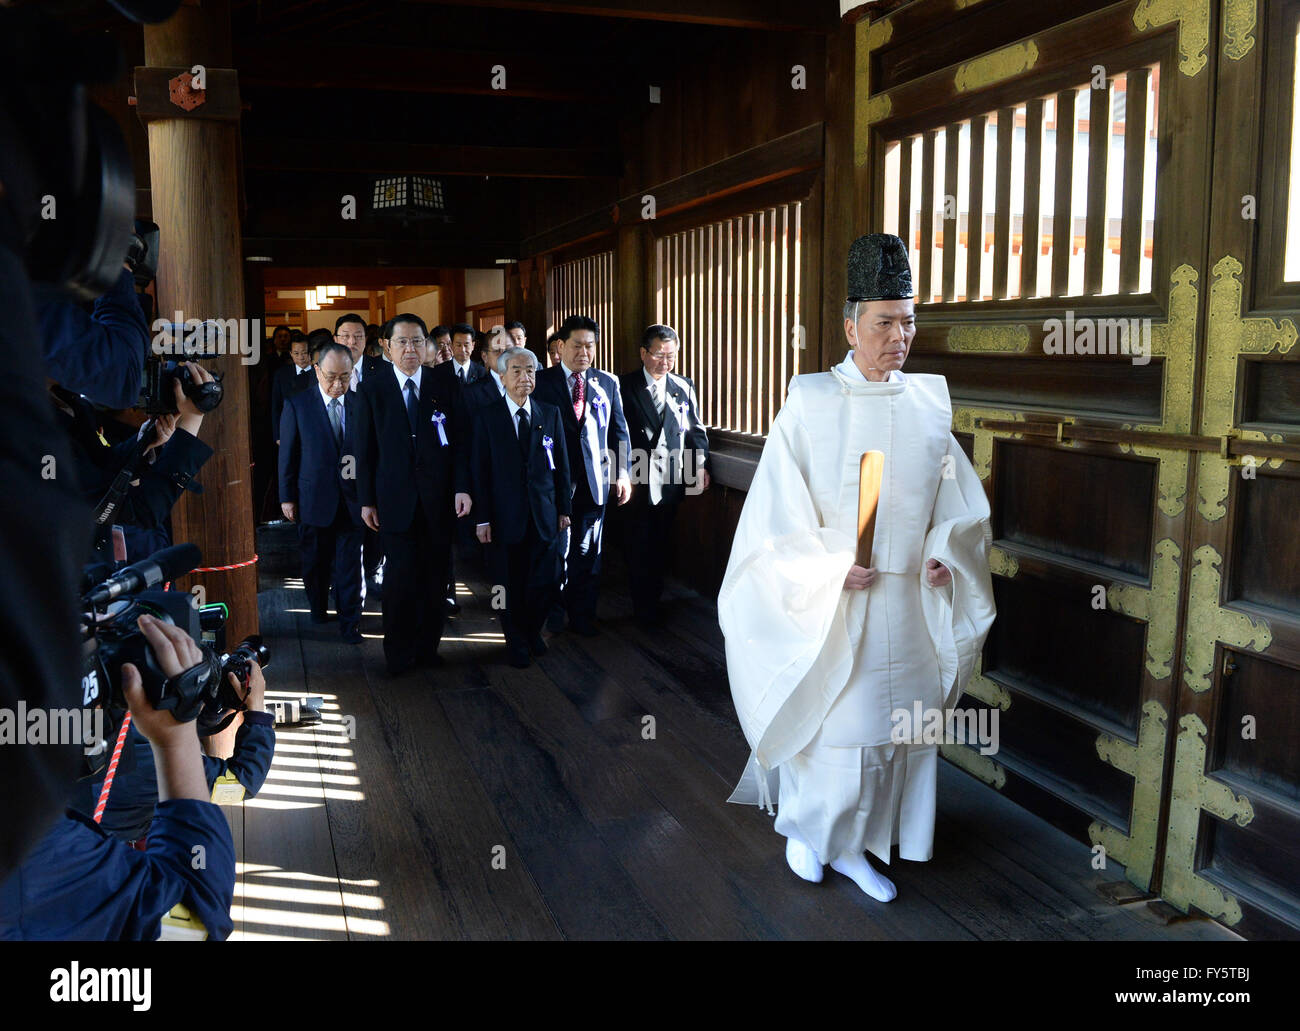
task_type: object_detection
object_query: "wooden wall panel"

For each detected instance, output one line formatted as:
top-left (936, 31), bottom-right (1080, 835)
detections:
top-left (995, 442), bottom-right (1156, 576)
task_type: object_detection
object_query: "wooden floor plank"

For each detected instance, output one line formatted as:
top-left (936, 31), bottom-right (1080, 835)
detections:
top-left (237, 586), bottom-right (349, 940)
top-left (228, 528), bottom-right (1238, 941)
top-left (435, 678), bottom-right (673, 940)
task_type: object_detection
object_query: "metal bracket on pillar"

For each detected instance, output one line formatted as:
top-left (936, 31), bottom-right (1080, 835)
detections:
top-left (132, 67), bottom-right (242, 124)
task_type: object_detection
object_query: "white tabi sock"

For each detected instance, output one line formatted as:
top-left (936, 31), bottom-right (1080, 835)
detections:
top-left (829, 851), bottom-right (897, 902)
top-left (785, 836), bottom-right (824, 883)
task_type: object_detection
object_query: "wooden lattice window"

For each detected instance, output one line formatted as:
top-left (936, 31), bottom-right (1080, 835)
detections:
top-left (549, 250), bottom-right (616, 372)
top-left (882, 65), bottom-right (1160, 303)
top-left (654, 201), bottom-right (802, 437)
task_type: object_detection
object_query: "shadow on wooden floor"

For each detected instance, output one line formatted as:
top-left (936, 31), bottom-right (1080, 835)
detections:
top-left (222, 523), bottom-right (1240, 941)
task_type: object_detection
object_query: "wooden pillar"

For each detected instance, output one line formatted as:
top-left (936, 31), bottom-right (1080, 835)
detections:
top-left (820, 17), bottom-right (863, 372)
top-left (437, 268), bottom-right (466, 324)
top-left (614, 223), bottom-right (648, 373)
top-left (522, 256), bottom-right (551, 344)
top-left (368, 289), bottom-right (379, 324)
top-left (139, 0), bottom-right (258, 646)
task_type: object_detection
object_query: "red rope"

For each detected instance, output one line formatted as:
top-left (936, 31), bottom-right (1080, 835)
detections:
top-left (93, 712), bottom-right (133, 823)
top-left (192, 554), bottom-right (259, 573)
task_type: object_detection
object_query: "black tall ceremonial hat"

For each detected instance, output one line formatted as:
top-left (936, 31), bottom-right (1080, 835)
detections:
top-left (846, 233), bottom-right (914, 302)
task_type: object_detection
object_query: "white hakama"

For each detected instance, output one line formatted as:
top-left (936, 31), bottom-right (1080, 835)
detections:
top-left (719, 357), bottom-right (996, 868)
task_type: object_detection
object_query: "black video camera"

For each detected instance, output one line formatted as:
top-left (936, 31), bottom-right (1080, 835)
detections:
top-left (81, 545), bottom-right (269, 735)
top-left (140, 355), bottom-right (224, 416)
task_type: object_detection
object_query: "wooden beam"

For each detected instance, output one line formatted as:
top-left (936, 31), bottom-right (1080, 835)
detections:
top-left (1020, 98), bottom-right (1044, 300)
top-left (261, 267), bottom-right (452, 288)
top-left (1052, 89), bottom-right (1076, 296)
top-left (236, 44), bottom-right (608, 101)
top-left (243, 138), bottom-right (621, 178)
top-left (1084, 80), bottom-right (1111, 294)
top-left (965, 116), bottom-right (984, 301)
top-left (401, 0), bottom-right (833, 31)
top-left (521, 123), bottom-right (823, 256)
top-left (1119, 68), bottom-right (1148, 294)
top-left (993, 108), bottom-right (1013, 300)
top-left (244, 237), bottom-right (518, 268)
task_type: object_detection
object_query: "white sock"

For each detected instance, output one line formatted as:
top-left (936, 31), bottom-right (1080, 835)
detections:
top-left (829, 850), bottom-right (897, 902)
top-left (785, 836), bottom-right (824, 883)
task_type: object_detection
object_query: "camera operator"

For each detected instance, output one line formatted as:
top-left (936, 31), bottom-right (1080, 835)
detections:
top-left (36, 255), bottom-right (151, 412)
top-left (53, 360), bottom-right (216, 563)
top-left (0, 614), bottom-right (236, 941)
top-left (73, 657), bottom-right (275, 845)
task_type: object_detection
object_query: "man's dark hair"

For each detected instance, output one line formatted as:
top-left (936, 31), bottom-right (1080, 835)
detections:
top-left (335, 313), bottom-right (366, 332)
top-left (641, 324), bottom-right (679, 351)
top-left (389, 312), bottom-right (428, 337)
top-left (545, 331), bottom-right (563, 347)
top-left (289, 329), bottom-right (308, 343)
top-left (431, 324), bottom-right (451, 340)
top-left (316, 342), bottom-right (354, 366)
top-left (505, 320), bottom-right (526, 333)
top-left (450, 322), bottom-right (474, 338)
top-left (379, 318), bottom-right (394, 339)
top-left (560, 314), bottom-right (599, 341)
top-left (307, 328), bottom-right (334, 357)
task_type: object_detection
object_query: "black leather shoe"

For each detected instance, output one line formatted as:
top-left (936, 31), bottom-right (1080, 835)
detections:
top-left (420, 652), bottom-right (445, 668)
top-left (341, 628), bottom-right (364, 645)
top-left (386, 659), bottom-right (416, 676)
top-left (444, 597), bottom-right (461, 616)
top-left (530, 635), bottom-right (549, 656)
top-left (545, 608), bottom-right (566, 633)
top-left (508, 649), bottom-right (530, 669)
top-left (310, 611), bottom-right (331, 625)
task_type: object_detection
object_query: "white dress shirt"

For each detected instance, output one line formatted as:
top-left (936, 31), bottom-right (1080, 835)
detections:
top-left (319, 385), bottom-right (344, 435)
top-left (642, 366), bottom-right (666, 412)
top-left (394, 364), bottom-right (423, 396)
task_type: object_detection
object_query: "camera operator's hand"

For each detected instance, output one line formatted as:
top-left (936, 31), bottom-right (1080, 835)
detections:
top-left (173, 361), bottom-right (214, 438)
top-left (237, 661), bottom-right (267, 714)
top-left (120, 613), bottom-right (208, 802)
top-left (143, 413), bottom-right (178, 457)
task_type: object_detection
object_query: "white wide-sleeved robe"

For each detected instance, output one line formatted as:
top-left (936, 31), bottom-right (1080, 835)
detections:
top-left (719, 358), bottom-right (996, 865)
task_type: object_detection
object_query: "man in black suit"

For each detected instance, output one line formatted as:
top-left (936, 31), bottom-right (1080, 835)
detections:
top-left (532, 314), bottom-right (631, 636)
top-left (619, 324), bottom-right (711, 624)
top-left (461, 323), bottom-right (509, 414)
top-left (472, 346), bottom-right (571, 668)
top-left (271, 332), bottom-right (314, 445)
top-left (338, 312), bottom-right (387, 585)
top-left (430, 321), bottom-right (487, 396)
top-left (354, 313), bottom-right (472, 675)
top-left (279, 343), bottom-right (366, 643)
top-left (430, 322), bottom-right (489, 613)
top-left (336, 313), bottom-right (385, 393)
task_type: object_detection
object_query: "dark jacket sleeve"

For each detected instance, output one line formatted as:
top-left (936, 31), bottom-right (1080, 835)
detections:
top-left (451, 374), bottom-right (471, 498)
top-left (278, 394), bottom-right (301, 506)
top-left (37, 268), bottom-right (149, 411)
top-left (606, 373), bottom-right (631, 480)
top-left (354, 383), bottom-right (378, 509)
top-left (552, 407), bottom-right (572, 517)
top-left (0, 801), bottom-right (235, 941)
top-left (471, 408), bottom-right (493, 529)
top-left (202, 719), bottom-right (276, 799)
top-left (684, 376), bottom-right (710, 470)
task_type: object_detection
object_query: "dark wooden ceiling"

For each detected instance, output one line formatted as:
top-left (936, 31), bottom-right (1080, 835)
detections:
top-left (28, 0), bottom-right (836, 267)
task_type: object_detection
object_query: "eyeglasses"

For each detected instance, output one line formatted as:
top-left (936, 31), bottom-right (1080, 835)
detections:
top-left (646, 351), bottom-right (676, 361)
top-left (318, 370), bottom-right (352, 384)
top-left (392, 337), bottom-right (426, 350)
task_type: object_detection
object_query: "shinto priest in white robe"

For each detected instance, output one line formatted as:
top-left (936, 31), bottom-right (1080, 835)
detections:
top-left (719, 352), bottom-right (996, 866)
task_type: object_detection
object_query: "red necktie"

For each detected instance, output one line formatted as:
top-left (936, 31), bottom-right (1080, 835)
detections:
top-left (571, 372), bottom-right (585, 420)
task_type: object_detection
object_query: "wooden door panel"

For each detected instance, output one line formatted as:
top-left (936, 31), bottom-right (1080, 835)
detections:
top-left (1159, 0), bottom-right (1300, 938)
